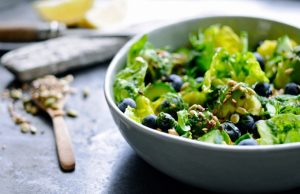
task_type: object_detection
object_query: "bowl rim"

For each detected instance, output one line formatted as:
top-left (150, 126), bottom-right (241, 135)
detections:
top-left (104, 15), bottom-right (300, 152)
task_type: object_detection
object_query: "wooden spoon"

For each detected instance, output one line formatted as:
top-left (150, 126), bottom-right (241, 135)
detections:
top-left (31, 75), bottom-right (75, 171)
top-left (33, 97), bottom-right (75, 171)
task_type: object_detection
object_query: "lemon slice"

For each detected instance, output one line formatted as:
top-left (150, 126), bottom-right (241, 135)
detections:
top-left (34, 0), bottom-right (94, 25)
top-left (78, 0), bottom-right (127, 29)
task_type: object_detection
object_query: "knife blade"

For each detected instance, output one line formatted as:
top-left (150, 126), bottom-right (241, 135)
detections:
top-left (0, 21), bottom-right (135, 51)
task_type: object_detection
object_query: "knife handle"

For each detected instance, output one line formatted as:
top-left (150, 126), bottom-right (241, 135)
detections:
top-left (0, 21), bottom-right (66, 42)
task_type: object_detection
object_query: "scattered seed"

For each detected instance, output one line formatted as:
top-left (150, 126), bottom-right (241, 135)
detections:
top-left (180, 82), bottom-right (190, 90)
top-left (1, 90), bottom-right (9, 99)
top-left (30, 126), bottom-right (37, 134)
top-left (8, 104), bottom-right (28, 124)
top-left (231, 83), bottom-right (242, 92)
top-left (285, 68), bottom-right (294, 75)
top-left (212, 115), bottom-right (219, 122)
top-left (230, 114), bottom-right (240, 124)
top-left (63, 75), bottom-right (74, 82)
top-left (202, 128), bottom-right (208, 132)
top-left (236, 107), bottom-right (248, 115)
top-left (23, 100), bottom-right (39, 115)
top-left (24, 103), bottom-right (31, 112)
top-left (189, 104), bottom-right (205, 112)
top-left (247, 88), bottom-right (256, 95)
top-left (138, 90), bottom-right (144, 95)
top-left (231, 99), bottom-right (237, 105)
top-left (82, 88), bottom-right (89, 98)
top-left (189, 110), bottom-right (198, 117)
top-left (239, 87), bottom-right (247, 93)
top-left (168, 129), bottom-right (179, 136)
top-left (44, 97), bottom-right (56, 107)
top-left (10, 89), bottom-right (22, 100)
top-left (66, 109), bottom-right (78, 118)
top-left (272, 88), bottom-right (284, 96)
top-left (51, 104), bottom-right (60, 110)
top-left (223, 94), bottom-right (232, 103)
top-left (228, 80), bottom-right (237, 86)
top-left (207, 120), bottom-right (217, 128)
top-left (198, 112), bottom-right (205, 118)
top-left (20, 123), bottom-right (31, 133)
top-left (30, 105), bottom-right (39, 115)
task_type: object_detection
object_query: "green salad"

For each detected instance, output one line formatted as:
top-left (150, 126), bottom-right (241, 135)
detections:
top-left (113, 24), bottom-right (300, 146)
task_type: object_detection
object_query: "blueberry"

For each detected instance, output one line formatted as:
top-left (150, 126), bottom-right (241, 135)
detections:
top-left (142, 115), bottom-right (158, 129)
top-left (254, 83), bottom-right (272, 97)
top-left (238, 139), bottom-right (258, 146)
top-left (195, 76), bottom-right (204, 83)
top-left (117, 98), bottom-right (136, 112)
top-left (254, 52), bottom-right (264, 69)
top-left (221, 122), bottom-right (241, 142)
top-left (156, 112), bottom-right (176, 132)
top-left (237, 115), bottom-right (255, 135)
top-left (166, 74), bottom-right (183, 92)
top-left (284, 83), bottom-right (300, 95)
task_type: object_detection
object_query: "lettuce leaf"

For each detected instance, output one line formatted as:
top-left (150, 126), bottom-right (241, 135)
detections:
top-left (188, 25), bottom-right (242, 76)
top-left (257, 40), bottom-right (277, 60)
top-left (257, 114), bottom-right (300, 145)
top-left (259, 95), bottom-right (300, 117)
top-left (114, 57), bottom-right (148, 102)
top-left (141, 48), bottom-right (174, 81)
top-left (180, 76), bottom-right (207, 105)
top-left (124, 95), bottom-right (154, 123)
top-left (274, 45), bottom-right (300, 88)
top-left (113, 36), bottom-right (149, 102)
top-left (202, 48), bottom-right (269, 92)
top-left (258, 36), bottom-right (299, 88)
top-left (212, 82), bottom-right (262, 119)
top-left (176, 110), bottom-right (191, 135)
top-left (198, 129), bottom-right (230, 144)
top-left (127, 35), bottom-right (148, 65)
top-left (203, 24), bottom-right (241, 54)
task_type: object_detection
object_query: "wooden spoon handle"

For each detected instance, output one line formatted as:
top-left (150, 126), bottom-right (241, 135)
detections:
top-left (52, 116), bottom-right (75, 171)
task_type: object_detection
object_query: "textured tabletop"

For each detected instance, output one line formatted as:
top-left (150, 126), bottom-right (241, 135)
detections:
top-left (1, 1), bottom-right (300, 194)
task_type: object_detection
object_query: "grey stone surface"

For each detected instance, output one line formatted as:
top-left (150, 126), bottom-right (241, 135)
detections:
top-left (0, 63), bottom-right (207, 194)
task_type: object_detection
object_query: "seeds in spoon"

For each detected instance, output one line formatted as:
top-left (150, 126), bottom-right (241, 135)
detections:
top-left (31, 75), bottom-right (73, 109)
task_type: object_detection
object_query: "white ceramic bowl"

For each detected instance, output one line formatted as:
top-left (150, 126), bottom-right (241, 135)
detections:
top-left (104, 16), bottom-right (300, 193)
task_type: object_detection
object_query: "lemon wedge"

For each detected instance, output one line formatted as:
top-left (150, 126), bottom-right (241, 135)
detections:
top-left (78, 0), bottom-right (127, 29)
top-left (34, 0), bottom-right (94, 25)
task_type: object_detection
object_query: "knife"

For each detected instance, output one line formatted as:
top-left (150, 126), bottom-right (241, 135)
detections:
top-left (0, 21), bottom-right (136, 51)
top-left (0, 21), bottom-right (138, 41)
